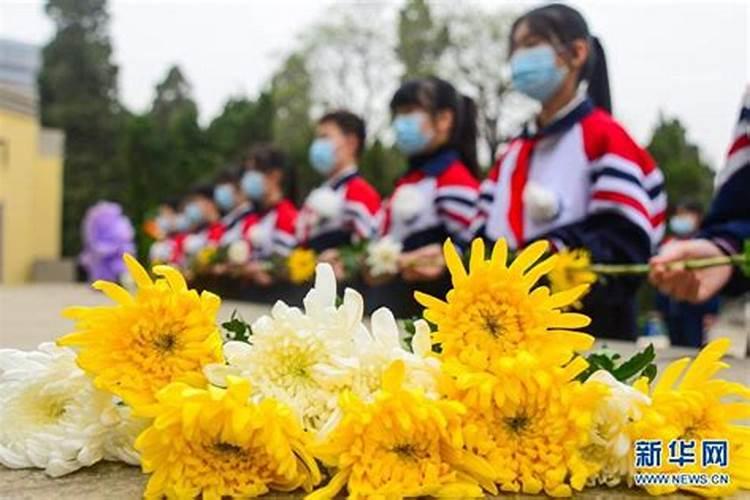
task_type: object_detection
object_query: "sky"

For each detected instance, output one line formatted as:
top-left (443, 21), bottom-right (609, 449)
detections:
top-left (1, 0), bottom-right (748, 168)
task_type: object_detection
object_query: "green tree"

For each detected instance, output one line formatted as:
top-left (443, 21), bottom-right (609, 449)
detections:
top-left (205, 92), bottom-right (274, 163)
top-left (38, 0), bottom-right (123, 256)
top-left (148, 65), bottom-right (213, 185)
top-left (270, 53), bottom-right (316, 203)
top-left (359, 139), bottom-right (404, 196)
top-left (646, 115), bottom-right (714, 207)
top-left (303, 4), bottom-right (399, 136)
top-left (151, 65), bottom-right (196, 128)
top-left (396, 0), bottom-right (449, 79)
top-left (438, 6), bottom-right (521, 162)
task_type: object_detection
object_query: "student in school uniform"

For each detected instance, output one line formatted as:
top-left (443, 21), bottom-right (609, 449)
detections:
top-left (297, 110), bottom-right (381, 278)
top-left (180, 184), bottom-right (225, 268)
top-left (239, 145), bottom-right (298, 285)
top-left (651, 85), bottom-right (750, 300)
top-left (475, 3), bottom-right (666, 340)
top-left (148, 198), bottom-right (182, 265)
top-left (213, 166), bottom-right (255, 248)
top-left (160, 196), bottom-right (192, 267)
top-left (381, 76), bottom-right (481, 282)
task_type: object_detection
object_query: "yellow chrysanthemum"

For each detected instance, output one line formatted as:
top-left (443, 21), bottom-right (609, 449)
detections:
top-left (547, 248), bottom-right (597, 309)
top-left (415, 239), bottom-right (594, 373)
top-left (58, 255), bottom-right (223, 407)
top-left (135, 377), bottom-right (320, 499)
top-left (443, 354), bottom-right (609, 497)
top-left (194, 246), bottom-right (217, 269)
top-left (288, 248), bottom-right (317, 284)
top-left (307, 361), bottom-right (497, 500)
top-left (631, 338), bottom-right (750, 497)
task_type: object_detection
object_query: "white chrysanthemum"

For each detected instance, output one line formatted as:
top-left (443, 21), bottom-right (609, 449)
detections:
top-left (583, 370), bottom-right (652, 487)
top-left (205, 264), bottom-right (363, 431)
top-left (391, 184), bottom-right (427, 223)
top-left (523, 181), bottom-right (560, 222)
top-left (102, 405), bottom-right (147, 466)
top-left (365, 237), bottom-right (402, 277)
top-left (351, 309), bottom-right (440, 399)
top-left (315, 313), bottom-right (440, 440)
top-left (307, 186), bottom-right (343, 220)
top-left (227, 239), bottom-right (251, 265)
top-left (205, 263), bottom-right (440, 435)
top-left (0, 343), bottom-right (142, 477)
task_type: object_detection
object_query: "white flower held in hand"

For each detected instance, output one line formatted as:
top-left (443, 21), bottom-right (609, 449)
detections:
top-left (307, 186), bottom-right (343, 220)
top-left (365, 237), bottom-right (403, 277)
top-left (391, 184), bottom-right (427, 223)
top-left (227, 239), bottom-right (251, 265)
top-left (523, 181), bottom-right (561, 222)
top-left (584, 370), bottom-right (652, 487)
top-left (248, 224), bottom-right (268, 248)
top-left (0, 343), bottom-right (142, 477)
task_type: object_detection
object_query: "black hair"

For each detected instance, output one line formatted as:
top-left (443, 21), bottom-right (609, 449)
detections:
top-left (161, 197), bottom-right (180, 211)
top-left (319, 110), bottom-right (367, 157)
top-left (510, 3), bottom-right (612, 114)
top-left (390, 76), bottom-right (479, 176)
top-left (675, 199), bottom-right (704, 215)
top-left (189, 183), bottom-right (215, 200)
top-left (245, 144), bottom-right (287, 173)
top-left (215, 164), bottom-right (242, 185)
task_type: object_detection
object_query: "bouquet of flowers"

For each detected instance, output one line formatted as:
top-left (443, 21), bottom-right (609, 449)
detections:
top-left (1, 240), bottom-right (748, 499)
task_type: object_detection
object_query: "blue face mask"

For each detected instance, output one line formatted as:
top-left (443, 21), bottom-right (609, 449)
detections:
top-left (174, 214), bottom-right (190, 233)
top-left (185, 202), bottom-right (204, 225)
top-left (241, 171), bottom-right (266, 201)
top-left (309, 138), bottom-right (337, 175)
top-left (510, 45), bottom-right (567, 103)
top-left (213, 184), bottom-right (236, 212)
top-left (670, 215), bottom-right (696, 236)
top-left (156, 215), bottom-right (172, 234)
top-left (393, 113), bottom-right (433, 156)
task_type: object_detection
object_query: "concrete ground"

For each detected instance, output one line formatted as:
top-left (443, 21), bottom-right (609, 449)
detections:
top-left (1, 283), bottom-right (748, 499)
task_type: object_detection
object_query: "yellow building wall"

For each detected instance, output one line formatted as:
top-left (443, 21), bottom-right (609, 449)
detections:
top-left (0, 107), bottom-right (64, 284)
top-left (32, 131), bottom-right (64, 261)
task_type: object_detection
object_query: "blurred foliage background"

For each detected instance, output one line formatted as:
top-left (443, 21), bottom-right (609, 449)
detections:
top-left (37, 0), bottom-right (716, 258)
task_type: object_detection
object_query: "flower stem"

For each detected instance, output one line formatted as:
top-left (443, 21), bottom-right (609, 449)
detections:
top-left (587, 255), bottom-right (747, 276)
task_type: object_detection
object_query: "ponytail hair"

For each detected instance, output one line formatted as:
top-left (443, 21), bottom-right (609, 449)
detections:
top-left (510, 3), bottom-right (612, 113)
top-left (587, 36), bottom-right (611, 114)
top-left (390, 76), bottom-right (480, 177)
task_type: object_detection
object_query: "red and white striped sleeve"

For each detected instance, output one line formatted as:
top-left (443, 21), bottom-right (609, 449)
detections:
top-left (582, 110), bottom-right (667, 247)
top-left (272, 200), bottom-right (299, 257)
top-left (343, 177), bottom-right (382, 240)
top-left (434, 162), bottom-right (480, 245)
top-left (717, 86), bottom-right (750, 190)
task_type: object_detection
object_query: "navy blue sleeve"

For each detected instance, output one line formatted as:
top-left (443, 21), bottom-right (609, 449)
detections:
top-left (698, 162), bottom-right (750, 296)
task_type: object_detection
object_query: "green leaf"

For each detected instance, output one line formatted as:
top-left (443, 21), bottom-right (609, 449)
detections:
top-left (642, 363), bottom-right (658, 382)
top-left (576, 345), bottom-right (657, 383)
top-left (220, 310), bottom-right (253, 343)
top-left (612, 344), bottom-right (656, 382)
top-left (339, 242), bottom-right (367, 280)
top-left (742, 240), bottom-right (750, 277)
